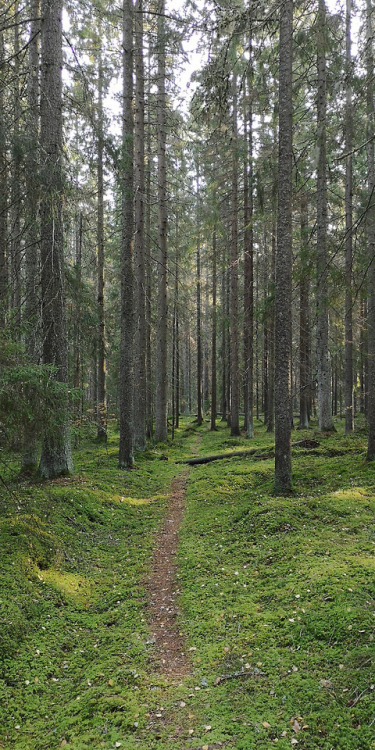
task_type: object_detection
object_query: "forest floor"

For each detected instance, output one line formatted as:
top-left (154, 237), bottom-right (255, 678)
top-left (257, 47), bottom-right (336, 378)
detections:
top-left (0, 417), bottom-right (375, 749)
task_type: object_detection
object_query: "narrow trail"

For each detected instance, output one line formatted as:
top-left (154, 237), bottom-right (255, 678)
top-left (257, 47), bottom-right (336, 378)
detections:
top-left (145, 469), bottom-right (191, 680)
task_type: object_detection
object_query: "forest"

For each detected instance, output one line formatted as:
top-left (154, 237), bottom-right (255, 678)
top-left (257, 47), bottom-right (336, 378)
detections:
top-left (0, 0), bottom-right (375, 748)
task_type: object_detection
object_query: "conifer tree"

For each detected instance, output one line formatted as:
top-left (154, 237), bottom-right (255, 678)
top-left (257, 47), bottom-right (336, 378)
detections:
top-left (366, 0), bottom-right (375, 459)
top-left (344, 0), bottom-right (354, 433)
top-left (230, 71), bottom-right (240, 436)
top-left (274, 0), bottom-right (293, 493)
top-left (133, 0), bottom-right (146, 450)
top-left (97, 48), bottom-right (107, 442)
top-left (316, 0), bottom-right (334, 432)
top-left (22, 0), bottom-right (40, 473)
top-left (39, 0), bottom-right (73, 479)
top-left (119, 0), bottom-right (134, 468)
top-left (0, 31), bottom-right (8, 328)
top-left (154, 0), bottom-right (168, 442)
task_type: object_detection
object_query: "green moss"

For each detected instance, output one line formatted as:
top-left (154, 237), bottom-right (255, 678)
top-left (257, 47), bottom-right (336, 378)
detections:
top-left (1, 420), bottom-right (375, 748)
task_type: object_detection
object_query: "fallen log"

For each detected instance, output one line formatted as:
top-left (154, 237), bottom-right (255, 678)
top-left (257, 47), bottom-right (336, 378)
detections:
top-left (178, 448), bottom-right (266, 465)
top-left (178, 439), bottom-right (319, 466)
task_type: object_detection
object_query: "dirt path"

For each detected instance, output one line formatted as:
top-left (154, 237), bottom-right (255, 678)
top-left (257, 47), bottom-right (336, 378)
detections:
top-left (146, 469), bottom-right (191, 680)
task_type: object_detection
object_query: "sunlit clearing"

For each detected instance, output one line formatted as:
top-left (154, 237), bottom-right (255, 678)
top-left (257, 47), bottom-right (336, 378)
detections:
top-left (38, 569), bottom-right (92, 603)
top-left (112, 494), bottom-right (156, 506)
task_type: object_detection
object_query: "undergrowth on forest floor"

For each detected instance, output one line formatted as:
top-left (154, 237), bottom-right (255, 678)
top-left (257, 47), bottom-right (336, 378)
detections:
top-left (0, 417), bottom-right (374, 749)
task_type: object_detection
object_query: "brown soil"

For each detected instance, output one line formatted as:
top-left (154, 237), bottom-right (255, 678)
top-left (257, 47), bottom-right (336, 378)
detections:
top-left (146, 470), bottom-right (191, 679)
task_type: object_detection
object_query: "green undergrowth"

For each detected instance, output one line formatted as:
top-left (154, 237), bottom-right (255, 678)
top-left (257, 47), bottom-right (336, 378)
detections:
top-left (177, 420), bottom-right (375, 750)
top-left (0, 422), bottom-right (197, 750)
top-left (0, 417), bottom-right (374, 749)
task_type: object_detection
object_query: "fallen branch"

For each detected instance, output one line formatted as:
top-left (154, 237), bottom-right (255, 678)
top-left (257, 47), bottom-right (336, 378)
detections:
top-left (178, 439), bottom-right (320, 466)
top-left (214, 667), bottom-right (266, 685)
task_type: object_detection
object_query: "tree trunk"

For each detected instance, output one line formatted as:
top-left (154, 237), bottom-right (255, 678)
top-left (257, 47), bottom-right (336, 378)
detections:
top-left (133, 0), bottom-right (146, 450)
top-left (91, 347), bottom-right (97, 419)
top-left (274, 0), bottom-right (293, 493)
top-left (243, 72), bottom-right (254, 439)
top-left (187, 319), bottom-right (192, 413)
top-left (119, 0), bottom-right (134, 468)
top-left (175, 233), bottom-right (180, 429)
top-left (97, 51), bottom-right (107, 442)
top-left (22, 0), bottom-right (40, 473)
top-left (225, 252), bottom-right (231, 424)
top-left (154, 0), bottom-right (168, 443)
top-left (366, 0), bottom-right (375, 459)
top-left (39, 0), bottom-right (73, 479)
top-left (332, 359), bottom-right (338, 415)
top-left (262, 223), bottom-right (269, 425)
top-left (196, 170), bottom-right (203, 426)
top-left (316, 0), bottom-right (334, 432)
top-left (255, 250), bottom-right (260, 420)
top-left (11, 2), bottom-right (22, 333)
top-left (204, 265), bottom-right (210, 412)
top-left (263, 278), bottom-right (268, 425)
top-left (221, 243), bottom-right (227, 421)
top-left (345, 0), bottom-right (354, 433)
top-left (145, 43), bottom-right (153, 439)
top-left (73, 211), bottom-right (82, 447)
top-left (172, 286), bottom-right (176, 441)
top-left (211, 229), bottom-right (217, 431)
top-left (0, 32), bottom-right (7, 327)
top-left (298, 189), bottom-right (310, 429)
top-left (360, 299), bottom-right (366, 414)
top-left (230, 72), bottom-right (240, 436)
top-left (267, 220), bottom-right (276, 433)
top-left (172, 214), bottom-right (179, 436)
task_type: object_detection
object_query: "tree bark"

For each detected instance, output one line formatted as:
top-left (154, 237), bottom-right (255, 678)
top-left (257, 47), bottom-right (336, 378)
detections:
top-left (243, 72), bottom-right (254, 439)
top-left (204, 264), bottom-right (210, 412)
top-left (175, 291), bottom-right (180, 429)
top-left (0, 32), bottom-right (7, 328)
top-left (221, 243), bottom-right (227, 421)
top-left (366, 0), bottom-right (375, 459)
top-left (344, 0), bottom-right (354, 433)
top-left (196, 168), bottom-right (203, 426)
top-left (263, 227), bottom-right (269, 426)
top-left (274, 0), bottom-right (293, 493)
top-left (316, 0), bottom-right (334, 432)
top-left (255, 249), bottom-right (260, 420)
top-left (11, 1), bottom-right (22, 333)
top-left (225, 250), bottom-right (231, 423)
top-left (267, 220), bottom-right (276, 433)
top-left (172, 284), bottom-right (176, 441)
top-left (154, 0), bottom-right (168, 442)
top-left (172, 212), bottom-right (179, 436)
top-left (187, 319), bottom-right (192, 413)
top-left (133, 0), bottom-right (146, 450)
top-left (360, 298), bottom-right (366, 414)
top-left (211, 229), bottom-right (217, 431)
top-left (230, 72), bottom-right (240, 436)
top-left (119, 0), bottom-right (134, 468)
top-left (73, 211), bottom-right (82, 446)
top-left (175, 211), bottom-right (180, 428)
top-left (22, 0), bottom-right (40, 473)
top-left (145, 43), bottom-right (153, 439)
top-left (39, 0), bottom-right (73, 479)
top-left (298, 189), bottom-right (310, 430)
top-left (97, 50), bottom-right (107, 442)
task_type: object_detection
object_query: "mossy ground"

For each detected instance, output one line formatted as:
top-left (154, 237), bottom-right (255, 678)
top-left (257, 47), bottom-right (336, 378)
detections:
top-left (1, 418), bottom-right (374, 749)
